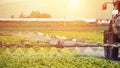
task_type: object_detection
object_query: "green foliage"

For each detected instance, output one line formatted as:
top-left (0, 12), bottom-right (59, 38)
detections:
top-left (0, 31), bottom-right (103, 45)
top-left (0, 36), bottom-right (30, 41)
top-left (0, 36), bottom-right (30, 45)
top-left (43, 31), bottom-right (103, 43)
top-left (0, 48), bottom-right (120, 68)
top-left (0, 36), bottom-right (49, 45)
top-left (18, 11), bottom-right (51, 18)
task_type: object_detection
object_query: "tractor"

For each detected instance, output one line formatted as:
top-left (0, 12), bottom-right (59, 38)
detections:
top-left (103, 0), bottom-right (120, 60)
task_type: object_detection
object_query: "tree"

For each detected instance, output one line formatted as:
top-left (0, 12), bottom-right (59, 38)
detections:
top-left (19, 12), bottom-right (25, 18)
top-left (11, 15), bottom-right (14, 18)
top-left (42, 13), bottom-right (51, 18)
top-left (18, 11), bottom-right (52, 18)
top-left (29, 11), bottom-right (41, 18)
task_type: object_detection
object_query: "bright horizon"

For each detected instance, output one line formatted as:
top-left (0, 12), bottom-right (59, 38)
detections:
top-left (0, 0), bottom-right (112, 19)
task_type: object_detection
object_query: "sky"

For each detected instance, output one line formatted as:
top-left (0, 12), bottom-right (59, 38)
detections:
top-left (0, 0), bottom-right (113, 19)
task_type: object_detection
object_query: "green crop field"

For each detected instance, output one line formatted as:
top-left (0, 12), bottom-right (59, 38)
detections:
top-left (42, 31), bottom-right (104, 43)
top-left (0, 20), bottom-right (107, 44)
top-left (1, 21), bottom-right (118, 68)
top-left (0, 48), bottom-right (120, 68)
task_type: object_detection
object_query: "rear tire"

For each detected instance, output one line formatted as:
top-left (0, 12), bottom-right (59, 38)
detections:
top-left (104, 46), bottom-right (118, 60)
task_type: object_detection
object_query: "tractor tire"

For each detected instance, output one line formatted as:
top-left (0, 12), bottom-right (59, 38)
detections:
top-left (104, 46), bottom-right (119, 60)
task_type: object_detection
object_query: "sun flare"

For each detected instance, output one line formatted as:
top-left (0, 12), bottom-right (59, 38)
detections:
top-left (68, 0), bottom-right (79, 8)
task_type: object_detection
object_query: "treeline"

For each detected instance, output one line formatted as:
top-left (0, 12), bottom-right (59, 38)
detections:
top-left (11, 11), bottom-right (51, 18)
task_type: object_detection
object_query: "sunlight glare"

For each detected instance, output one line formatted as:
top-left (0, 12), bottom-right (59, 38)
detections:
top-left (68, 0), bottom-right (79, 8)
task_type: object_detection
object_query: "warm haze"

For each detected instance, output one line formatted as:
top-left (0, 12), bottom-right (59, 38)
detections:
top-left (0, 0), bottom-right (113, 19)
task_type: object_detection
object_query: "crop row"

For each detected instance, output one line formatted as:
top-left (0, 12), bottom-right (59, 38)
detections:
top-left (0, 48), bottom-right (120, 68)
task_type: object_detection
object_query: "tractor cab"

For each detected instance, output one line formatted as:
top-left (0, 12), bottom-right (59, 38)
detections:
top-left (114, 0), bottom-right (120, 11)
